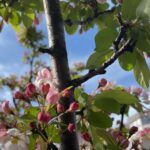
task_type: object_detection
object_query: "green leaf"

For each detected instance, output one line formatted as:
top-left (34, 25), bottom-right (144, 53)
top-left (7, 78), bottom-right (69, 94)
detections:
top-left (133, 51), bottom-right (150, 89)
top-left (9, 11), bottom-right (21, 26)
top-left (136, 0), bottom-right (150, 20)
top-left (22, 13), bottom-right (34, 27)
top-left (65, 24), bottom-right (78, 35)
top-left (87, 110), bottom-right (112, 128)
top-left (95, 28), bottom-right (117, 52)
top-left (136, 30), bottom-right (150, 54)
top-left (119, 51), bottom-right (136, 71)
top-left (46, 125), bottom-right (60, 143)
top-left (90, 127), bottom-right (122, 150)
top-left (94, 97), bottom-right (121, 114)
top-left (132, 102), bottom-right (144, 113)
top-left (21, 114), bottom-right (36, 121)
top-left (122, 0), bottom-right (141, 20)
top-left (78, 92), bottom-right (88, 106)
top-left (111, 0), bottom-right (117, 5)
top-left (74, 88), bottom-right (83, 99)
top-left (90, 127), bottom-right (107, 150)
top-left (86, 49), bottom-right (113, 69)
top-left (28, 135), bottom-right (36, 150)
top-left (94, 90), bottom-right (138, 104)
top-left (21, 107), bottom-right (39, 121)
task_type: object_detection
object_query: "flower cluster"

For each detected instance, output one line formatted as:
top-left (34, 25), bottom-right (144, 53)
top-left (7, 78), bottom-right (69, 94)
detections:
top-left (0, 68), bottom-right (81, 149)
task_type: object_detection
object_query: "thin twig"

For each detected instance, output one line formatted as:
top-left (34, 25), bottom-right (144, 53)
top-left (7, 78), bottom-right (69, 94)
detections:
top-left (65, 7), bottom-right (116, 26)
top-left (71, 39), bottom-right (136, 88)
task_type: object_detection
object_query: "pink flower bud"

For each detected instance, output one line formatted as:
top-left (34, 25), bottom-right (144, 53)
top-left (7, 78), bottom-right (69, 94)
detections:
top-left (68, 102), bottom-right (79, 112)
top-left (37, 111), bottom-right (51, 123)
top-left (57, 103), bottom-right (65, 113)
top-left (26, 83), bottom-right (36, 94)
top-left (62, 89), bottom-right (71, 98)
top-left (81, 132), bottom-right (91, 141)
top-left (46, 87), bottom-right (59, 105)
top-left (133, 88), bottom-right (142, 96)
top-left (40, 83), bottom-right (50, 94)
top-left (99, 78), bottom-right (107, 87)
top-left (67, 123), bottom-right (75, 133)
top-left (1, 101), bottom-right (11, 114)
top-left (129, 126), bottom-right (138, 135)
top-left (13, 91), bottom-right (24, 99)
top-left (25, 83), bottom-right (36, 98)
top-left (30, 122), bottom-right (36, 130)
top-left (41, 68), bottom-right (52, 79)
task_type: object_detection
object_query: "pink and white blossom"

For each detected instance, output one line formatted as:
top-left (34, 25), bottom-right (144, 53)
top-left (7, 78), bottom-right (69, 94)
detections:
top-left (46, 87), bottom-right (59, 105)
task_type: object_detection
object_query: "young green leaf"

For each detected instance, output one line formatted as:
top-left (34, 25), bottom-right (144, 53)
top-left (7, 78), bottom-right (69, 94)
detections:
top-left (87, 110), bottom-right (112, 128)
top-left (133, 51), bottom-right (150, 89)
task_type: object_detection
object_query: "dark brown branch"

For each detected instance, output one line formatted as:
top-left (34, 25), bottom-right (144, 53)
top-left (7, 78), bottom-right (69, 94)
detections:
top-left (39, 47), bottom-right (54, 55)
top-left (119, 105), bottom-right (127, 131)
top-left (71, 39), bottom-right (136, 88)
top-left (75, 107), bottom-right (86, 116)
top-left (29, 56), bottom-right (34, 82)
top-left (113, 13), bottom-right (128, 51)
top-left (113, 26), bottom-right (126, 51)
top-left (65, 7), bottom-right (116, 26)
top-left (43, 0), bottom-right (79, 150)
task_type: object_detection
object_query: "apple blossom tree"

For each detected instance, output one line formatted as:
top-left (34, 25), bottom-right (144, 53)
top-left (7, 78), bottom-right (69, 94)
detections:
top-left (0, 0), bottom-right (150, 150)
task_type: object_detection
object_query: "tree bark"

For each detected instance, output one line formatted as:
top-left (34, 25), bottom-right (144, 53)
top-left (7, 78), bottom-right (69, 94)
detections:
top-left (43, 0), bottom-right (79, 150)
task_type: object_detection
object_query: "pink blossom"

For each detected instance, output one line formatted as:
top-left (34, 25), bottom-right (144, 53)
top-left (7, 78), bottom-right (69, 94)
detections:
top-left (133, 88), bottom-right (142, 96)
top-left (1, 101), bottom-right (11, 114)
top-left (126, 87), bottom-right (131, 93)
top-left (46, 87), bottom-right (59, 105)
top-left (13, 91), bottom-right (24, 99)
top-left (57, 103), bottom-right (64, 113)
top-left (100, 81), bottom-right (116, 91)
top-left (139, 128), bottom-right (150, 137)
top-left (99, 78), bottom-right (107, 87)
top-left (67, 123), bottom-right (75, 133)
top-left (81, 132), bottom-right (91, 142)
top-left (62, 89), bottom-right (71, 98)
top-left (40, 83), bottom-right (50, 94)
top-left (37, 111), bottom-right (51, 123)
top-left (35, 68), bottom-right (53, 88)
top-left (26, 83), bottom-right (36, 94)
top-left (68, 102), bottom-right (79, 112)
top-left (25, 83), bottom-right (36, 98)
top-left (37, 68), bottom-right (52, 80)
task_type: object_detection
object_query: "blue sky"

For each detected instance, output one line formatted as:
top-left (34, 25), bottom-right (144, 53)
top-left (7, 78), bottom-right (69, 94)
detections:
top-left (0, 19), bottom-right (142, 93)
top-left (0, 7), bottom-right (149, 120)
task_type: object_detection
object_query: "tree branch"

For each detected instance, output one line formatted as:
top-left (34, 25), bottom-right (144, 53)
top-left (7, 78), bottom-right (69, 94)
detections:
top-left (65, 7), bottom-right (116, 26)
top-left (43, 0), bottom-right (79, 149)
top-left (119, 105), bottom-right (127, 131)
top-left (113, 13), bottom-right (129, 51)
top-left (39, 47), bottom-right (54, 55)
top-left (71, 39), bottom-right (136, 88)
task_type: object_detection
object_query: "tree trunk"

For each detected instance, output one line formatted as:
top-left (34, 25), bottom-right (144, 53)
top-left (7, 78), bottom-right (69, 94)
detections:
top-left (43, 0), bottom-right (79, 150)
